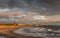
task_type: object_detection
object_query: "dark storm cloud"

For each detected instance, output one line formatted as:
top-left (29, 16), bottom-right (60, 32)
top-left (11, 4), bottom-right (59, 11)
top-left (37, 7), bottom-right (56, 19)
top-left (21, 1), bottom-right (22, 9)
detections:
top-left (26, 0), bottom-right (60, 16)
top-left (19, 0), bottom-right (60, 16)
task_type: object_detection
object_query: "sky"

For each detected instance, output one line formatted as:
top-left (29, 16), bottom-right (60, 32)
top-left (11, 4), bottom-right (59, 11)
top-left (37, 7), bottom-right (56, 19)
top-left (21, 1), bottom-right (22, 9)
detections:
top-left (0, 0), bottom-right (60, 24)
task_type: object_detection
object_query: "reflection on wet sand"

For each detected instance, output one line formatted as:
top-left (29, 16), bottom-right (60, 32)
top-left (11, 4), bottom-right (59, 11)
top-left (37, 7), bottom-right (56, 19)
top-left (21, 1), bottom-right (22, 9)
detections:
top-left (14, 27), bottom-right (60, 38)
top-left (0, 28), bottom-right (41, 38)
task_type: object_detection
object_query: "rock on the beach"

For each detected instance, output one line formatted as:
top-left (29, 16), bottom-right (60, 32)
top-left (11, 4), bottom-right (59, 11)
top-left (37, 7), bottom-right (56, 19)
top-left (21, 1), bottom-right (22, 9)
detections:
top-left (0, 33), bottom-right (14, 38)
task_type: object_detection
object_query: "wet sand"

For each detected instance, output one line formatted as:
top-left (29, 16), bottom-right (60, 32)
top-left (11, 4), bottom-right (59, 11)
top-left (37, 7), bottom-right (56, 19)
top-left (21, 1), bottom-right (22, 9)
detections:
top-left (0, 28), bottom-right (41, 38)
